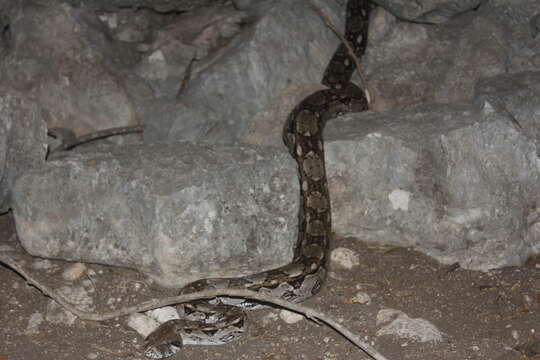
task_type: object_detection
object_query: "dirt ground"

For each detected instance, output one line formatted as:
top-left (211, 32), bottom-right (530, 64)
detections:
top-left (1, 212), bottom-right (539, 360)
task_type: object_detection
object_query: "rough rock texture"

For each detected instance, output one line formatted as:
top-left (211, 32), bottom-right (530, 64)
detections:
top-left (0, 2), bottom-right (139, 136)
top-left (475, 71), bottom-right (540, 149)
top-left (13, 96), bottom-right (540, 281)
top-left (12, 143), bottom-right (298, 288)
top-left (365, 6), bottom-right (507, 111)
top-left (64, 0), bottom-right (226, 12)
top-left (371, 0), bottom-right (484, 23)
top-left (132, 5), bottom-right (249, 98)
top-left (5, 0), bottom-right (540, 281)
top-left (141, 0), bottom-right (346, 144)
top-left (0, 88), bottom-right (47, 212)
top-left (481, 2), bottom-right (540, 73)
top-left (324, 101), bottom-right (540, 270)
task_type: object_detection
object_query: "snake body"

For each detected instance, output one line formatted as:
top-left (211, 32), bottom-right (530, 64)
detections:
top-left (143, 1), bottom-right (370, 358)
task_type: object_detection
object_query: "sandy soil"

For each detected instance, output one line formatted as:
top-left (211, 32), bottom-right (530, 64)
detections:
top-left (1, 213), bottom-right (539, 360)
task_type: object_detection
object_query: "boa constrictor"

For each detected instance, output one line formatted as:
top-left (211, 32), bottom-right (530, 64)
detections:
top-left (143, 1), bottom-right (371, 358)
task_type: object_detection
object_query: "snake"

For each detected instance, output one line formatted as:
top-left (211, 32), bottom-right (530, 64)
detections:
top-left (143, 1), bottom-right (371, 358)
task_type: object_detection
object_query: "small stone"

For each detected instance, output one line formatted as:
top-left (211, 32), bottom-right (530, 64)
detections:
top-left (350, 292), bottom-right (371, 305)
top-left (330, 248), bottom-right (360, 269)
top-left (146, 307), bottom-right (179, 323)
top-left (62, 263), bottom-right (87, 281)
top-left (279, 310), bottom-right (304, 324)
top-left (127, 313), bottom-right (160, 338)
top-left (25, 312), bottom-right (44, 335)
top-left (376, 308), bottom-right (443, 343)
top-left (86, 352), bottom-right (99, 359)
top-left (87, 269), bottom-right (97, 276)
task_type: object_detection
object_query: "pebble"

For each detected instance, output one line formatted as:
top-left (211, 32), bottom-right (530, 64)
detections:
top-left (376, 308), bottom-right (443, 343)
top-left (350, 291), bottom-right (371, 305)
top-left (62, 263), bottom-right (87, 281)
top-left (330, 247), bottom-right (360, 269)
top-left (279, 310), bottom-right (304, 324)
top-left (127, 313), bottom-right (160, 338)
top-left (146, 306), bottom-right (180, 323)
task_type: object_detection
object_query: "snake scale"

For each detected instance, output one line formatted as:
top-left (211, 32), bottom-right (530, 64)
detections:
top-left (143, 1), bottom-right (371, 358)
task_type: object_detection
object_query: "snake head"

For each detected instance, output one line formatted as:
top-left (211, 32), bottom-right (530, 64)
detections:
top-left (143, 320), bottom-right (183, 359)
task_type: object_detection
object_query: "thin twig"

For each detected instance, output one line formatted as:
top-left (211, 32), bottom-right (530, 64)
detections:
top-left (304, 0), bottom-right (371, 103)
top-left (50, 125), bottom-right (144, 153)
top-left (176, 54), bottom-right (197, 98)
top-left (0, 254), bottom-right (390, 360)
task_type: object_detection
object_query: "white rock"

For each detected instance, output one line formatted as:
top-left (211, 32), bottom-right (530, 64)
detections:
top-left (388, 189), bottom-right (410, 211)
top-left (279, 310), bottom-right (304, 324)
top-left (376, 308), bottom-right (443, 343)
top-left (350, 292), bottom-right (371, 305)
top-left (25, 312), bottom-right (44, 335)
top-left (146, 306), bottom-right (180, 323)
top-left (127, 313), bottom-right (161, 338)
top-left (62, 262), bottom-right (87, 281)
top-left (330, 248), bottom-right (360, 269)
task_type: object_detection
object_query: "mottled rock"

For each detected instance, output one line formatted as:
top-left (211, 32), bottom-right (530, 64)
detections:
top-left (0, 88), bottom-right (47, 212)
top-left (13, 143), bottom-right (298, 288)
top-left (0, 2), bottom-right (138, 136)
top-left (143, 0), bottom-right (347, 144)
top-left (325, 101), bottom-right (540, 270)
top-left (365, 6), bottom-right (506, 110)
top-left (475, 71), bottom-right (540, 149)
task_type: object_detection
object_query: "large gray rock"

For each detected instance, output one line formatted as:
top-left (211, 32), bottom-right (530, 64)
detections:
top-left (141, 0), bottom-right (347, 144)
top-left (324, 102), bottom-right (540, 270)
top-left (365, 6), bottom-right (507, 110)
top-left (12, 143), bottom-right (299, 288)
top-left (13, 99), bottom-right (540, 285)
top-left (0, 2), bottom-right (139, 137)
top-left (0, 88), bottom-right (47, 212)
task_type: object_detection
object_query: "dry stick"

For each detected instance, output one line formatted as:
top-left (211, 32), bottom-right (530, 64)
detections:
top-left (176, 54), bottom-right (197, 98)
top-left (52, 125), bottom-right (145, 153)
top-left (304, 0), bottom-right (371, 103)
top-left (0, 254), bottom-right (390, 360)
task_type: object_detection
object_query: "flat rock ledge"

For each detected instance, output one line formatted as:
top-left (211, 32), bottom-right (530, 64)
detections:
top-left (12, 98), bottom-right (540, 286)
top-left (325, 100), bottom-right (540, 270)
top-left (13, 143), bottom-right (299, 288)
